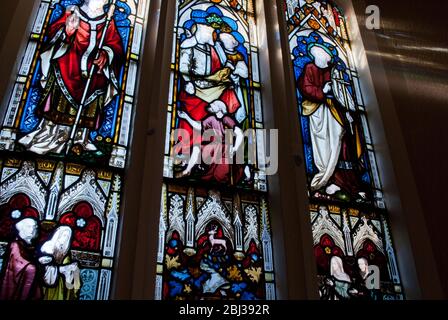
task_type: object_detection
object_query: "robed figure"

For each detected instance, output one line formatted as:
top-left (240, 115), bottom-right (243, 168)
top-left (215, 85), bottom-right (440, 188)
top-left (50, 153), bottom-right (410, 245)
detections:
top-left (39, 226), bottom-right (81, 300)
top-left (176, 23), bottom-right (240, 153)
top-left (0, 215), bottom-right (41, 300)
top-left (19, 0), bottom-right (124, 154)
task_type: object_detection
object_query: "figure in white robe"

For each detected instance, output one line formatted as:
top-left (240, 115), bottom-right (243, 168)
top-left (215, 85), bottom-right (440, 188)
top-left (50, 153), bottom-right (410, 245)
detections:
top-left (298, 43), bottom-right (365, 199)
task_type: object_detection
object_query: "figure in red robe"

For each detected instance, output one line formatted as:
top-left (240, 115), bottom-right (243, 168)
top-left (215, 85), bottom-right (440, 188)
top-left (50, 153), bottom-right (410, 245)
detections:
top-left (0, 210), bottom-right (41, 300)
top-left (19, 0), bottom-right (124, 154)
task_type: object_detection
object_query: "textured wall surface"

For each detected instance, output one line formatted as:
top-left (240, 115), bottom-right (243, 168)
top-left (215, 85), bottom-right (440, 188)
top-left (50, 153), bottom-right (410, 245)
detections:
top-left (0, 2), bottom-right (19, 48)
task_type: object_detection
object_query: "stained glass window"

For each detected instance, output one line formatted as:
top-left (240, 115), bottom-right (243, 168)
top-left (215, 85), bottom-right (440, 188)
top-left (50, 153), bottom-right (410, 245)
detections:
top-left (284, 0), bottom-right (403, 299)
top-left (0, 0), bottom-right (148, 300)
top-left (156, 0), bottom-right (275, 300)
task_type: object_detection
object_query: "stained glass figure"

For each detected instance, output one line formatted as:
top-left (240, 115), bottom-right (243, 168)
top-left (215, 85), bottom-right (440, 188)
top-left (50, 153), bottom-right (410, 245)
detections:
top-left (0, 0), bottom-right (148, 168)
top-left (284, 0), bottom-right (403, 299)
top-left (164, 0), bottom-right (267, 192)
top-left (0, 0), bottom-right (149, 300)
top-left (157, 0), bottom-right (275, 300)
